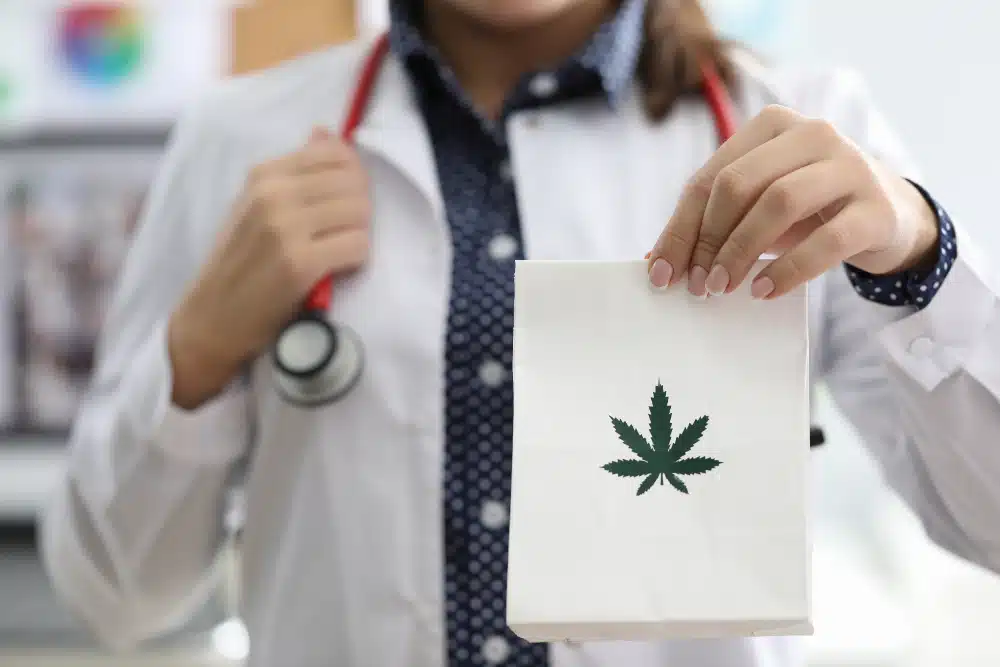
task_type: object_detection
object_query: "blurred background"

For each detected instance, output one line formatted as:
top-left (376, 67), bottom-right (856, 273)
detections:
top-left (1, 0), bottom-right (999, 665)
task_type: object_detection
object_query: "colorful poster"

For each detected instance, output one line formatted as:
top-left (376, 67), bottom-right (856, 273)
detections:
top-left (0, 3), bottom-right (224, 134)
top-left (57, 3), bottom-right (146, 89)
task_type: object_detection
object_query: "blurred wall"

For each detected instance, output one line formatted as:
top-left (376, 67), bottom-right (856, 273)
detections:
top-left (801, 0), bottom-right (1000, 250)
top-left (229, 0), bottom-right (356, 75)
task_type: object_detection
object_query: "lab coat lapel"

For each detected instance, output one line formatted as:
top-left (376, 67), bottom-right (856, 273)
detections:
top-left (353, 51), bottom-right (446, 223)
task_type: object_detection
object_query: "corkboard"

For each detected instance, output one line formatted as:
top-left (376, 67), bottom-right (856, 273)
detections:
top-left (229, 0), bottom-right (358, 75)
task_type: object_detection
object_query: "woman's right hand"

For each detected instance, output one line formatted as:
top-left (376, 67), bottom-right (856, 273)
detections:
top-left (168, 127), bottom-right (371, 410)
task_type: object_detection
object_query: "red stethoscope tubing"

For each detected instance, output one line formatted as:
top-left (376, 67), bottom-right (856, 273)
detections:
top-left (304, 32), bottom-right (737, 314)
top-left (701, 61), bottom-right (737, 144)
top-left (304, 32), bottom-right (392, 314)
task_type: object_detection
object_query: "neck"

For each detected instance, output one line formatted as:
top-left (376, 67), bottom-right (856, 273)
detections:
top-left (423, 0), bottom-right (616, 118)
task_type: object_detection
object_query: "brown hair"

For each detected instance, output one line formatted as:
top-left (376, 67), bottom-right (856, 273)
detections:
top-left (638, 0), bottom-right (735, 121)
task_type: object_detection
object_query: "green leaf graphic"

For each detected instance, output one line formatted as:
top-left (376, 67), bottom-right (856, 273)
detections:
top-left (637, 474), bottom-right (658, 496)
top-left (602, 459), bottom-right (651, 478)
top-left (603, 384), bottom-right (720, 496)
top-left (666, 473), bottom-right (689, 495)
top-left (649, 381), bottom-right (673, 458)
top-left (668, 416), bottom-right (709, 462)
top-left (672, 456), bottom-right (721, 475)
top-left (610, 416), bottom-right (654, 462)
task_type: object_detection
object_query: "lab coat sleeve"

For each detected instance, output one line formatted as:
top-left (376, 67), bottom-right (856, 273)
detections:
top-left (799, 69), bottom-right (1000, 575)
top-left (40, 95), bottom-right (253, 650)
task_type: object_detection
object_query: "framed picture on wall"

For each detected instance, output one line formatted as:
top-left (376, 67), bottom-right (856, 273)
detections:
top-left (0, 129), bottom-right (167, 439)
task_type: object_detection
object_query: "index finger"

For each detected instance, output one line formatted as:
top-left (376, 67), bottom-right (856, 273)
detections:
top-left (647, 105), bottom-right (801, 289)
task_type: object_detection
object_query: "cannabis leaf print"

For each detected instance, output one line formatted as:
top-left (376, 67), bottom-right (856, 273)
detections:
top-left (602, 382), bottom-right (721, 496)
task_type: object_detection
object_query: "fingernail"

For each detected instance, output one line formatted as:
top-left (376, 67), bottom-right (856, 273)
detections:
top-left (688, 265), bottom-right (708, 297)
top-left (648, 258), bottom-right (673, 289)
top-left (751, 276), bottom-right (775, 300)
top-left (706, 265), bottom-right (730, 295)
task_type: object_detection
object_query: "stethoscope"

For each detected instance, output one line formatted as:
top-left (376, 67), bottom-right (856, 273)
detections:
top-left (270, 34), bottom-right (391, 406)
top-left (271, 32), bottom-right (752, 410)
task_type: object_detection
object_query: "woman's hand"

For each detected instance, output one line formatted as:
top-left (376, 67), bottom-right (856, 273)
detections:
top-left (646, 105), bottom-right (940, 299)
top-left (169, 127), bottom-right (371, 409)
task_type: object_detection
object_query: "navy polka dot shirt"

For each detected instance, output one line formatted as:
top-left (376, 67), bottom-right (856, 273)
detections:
top-left (387, 1), bottom-right (957, 665)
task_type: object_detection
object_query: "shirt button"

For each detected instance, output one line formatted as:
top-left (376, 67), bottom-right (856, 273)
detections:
top-left (480, 500), bottom-right (508, 529)
top-left (529, 72), bottom-right (559, 98)
top-left (479, 360), bottom-right (507, 387)
top-left (482, 636), bottom-right (511, 664)
top-left (488, 234), bottom-right (519, 261)
top-left (908, 336), bottom-right (933, 358)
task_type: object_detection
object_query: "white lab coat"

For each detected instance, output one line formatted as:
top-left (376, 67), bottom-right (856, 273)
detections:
top-left (41, 32), bottom-right (1000, 667)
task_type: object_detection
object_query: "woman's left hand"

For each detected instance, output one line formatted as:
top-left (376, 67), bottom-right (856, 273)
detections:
top-left (646, 104), bottom-right (940, 299)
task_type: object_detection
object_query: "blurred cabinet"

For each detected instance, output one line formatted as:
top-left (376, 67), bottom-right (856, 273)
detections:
top-left (229, 0), bottom-right (357, 75)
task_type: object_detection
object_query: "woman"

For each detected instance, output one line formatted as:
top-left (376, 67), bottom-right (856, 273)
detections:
top-left (42, 0), bottom-right (1000, 665)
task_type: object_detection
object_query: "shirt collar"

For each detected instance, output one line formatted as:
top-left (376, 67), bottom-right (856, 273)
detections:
top-left (387, 0), bottom-right (647, 106)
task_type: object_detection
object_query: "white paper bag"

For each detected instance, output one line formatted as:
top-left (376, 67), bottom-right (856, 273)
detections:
top-left (506, 259), bottom-right (812, 643)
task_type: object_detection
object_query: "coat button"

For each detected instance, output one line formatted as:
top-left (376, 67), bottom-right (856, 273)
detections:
top-left (528, 72), bottom-right (559, 98)
top-left (479, 360), bottom-right (507, 388)
top-left (908, 336), bottom-right (933, 358)
top-left (482, 636), bottom-right (511, 664)
top-left (480, 501), bottom-right (508, 529)
top-left (488, 234), bottom-right (519, 261)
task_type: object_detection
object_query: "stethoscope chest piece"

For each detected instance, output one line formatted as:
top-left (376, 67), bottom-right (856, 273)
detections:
top-left (272, 313), bottom-right (364, 407)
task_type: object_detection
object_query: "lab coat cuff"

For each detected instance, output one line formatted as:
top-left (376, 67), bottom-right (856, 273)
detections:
top-left (877, 225), bottom-right (999, 391)
top-left (127, 319), bottom-right (249, 467)
top-left (41, 484), bottom-right (143, 651)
